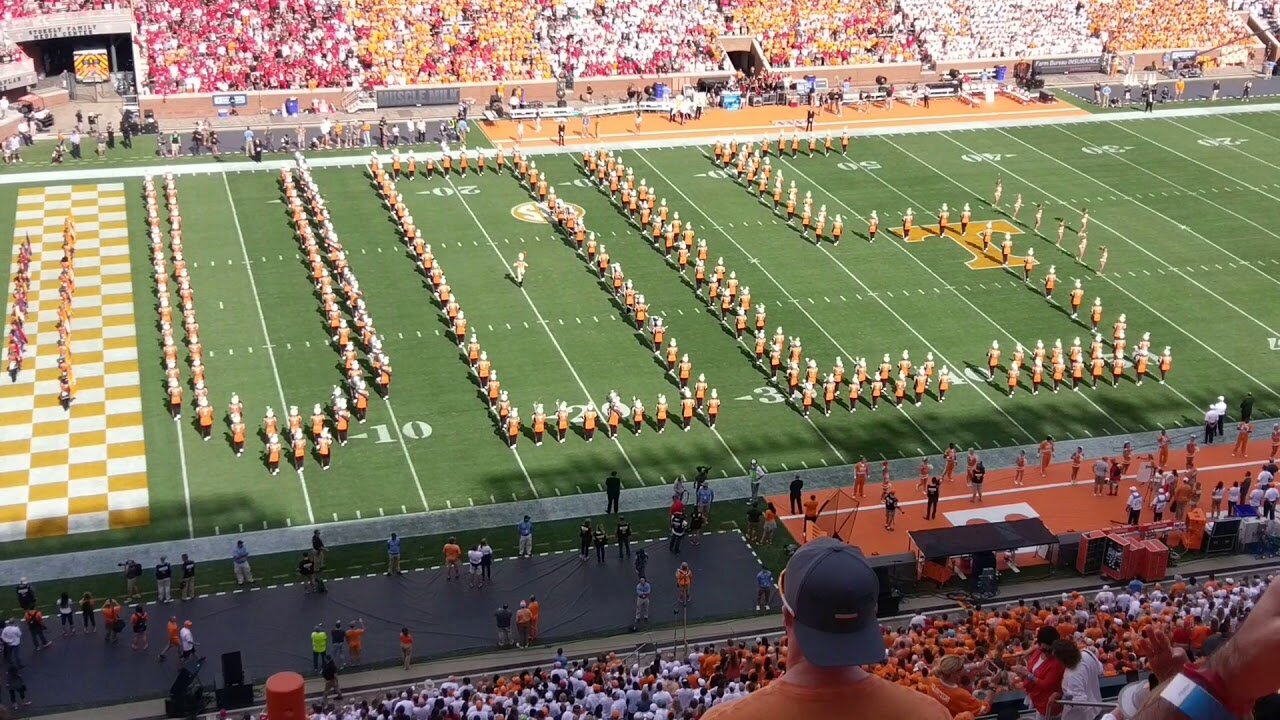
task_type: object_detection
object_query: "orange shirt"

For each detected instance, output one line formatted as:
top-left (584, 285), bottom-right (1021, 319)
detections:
top-left (444, 543), bottom-right (461, 562)
top-left (701, 675), bottom-right (950, 720)
top-left (345, 627), bottom-right (364, 649)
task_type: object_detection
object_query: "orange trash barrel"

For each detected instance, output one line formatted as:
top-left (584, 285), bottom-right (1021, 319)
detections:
top-left (265, 671), bottom-right (306, 719)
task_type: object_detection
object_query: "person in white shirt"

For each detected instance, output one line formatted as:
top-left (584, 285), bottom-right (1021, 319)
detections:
top-left (1264, 486), bottom-right (1279, 520)
top-left (1126, 487), bottom-right (1144, 524)
top-left (1214, 396), bottom-right (1228, 436)
top-left (467, 545), bottom-right (484, 588)
top-left (1205, 407), bottom-right (1220, 443)
top-left (1, 619), bottom-right (22, 668)
top-left (179, 621), bottom-right (196, 658)
top-left (1054, 640), bottom-right (1104, 720)
top-left (1152, 491), bottom-right (1169, 521)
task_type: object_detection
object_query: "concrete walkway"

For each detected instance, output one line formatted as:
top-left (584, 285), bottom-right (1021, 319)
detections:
top-left (2, 416), bottom-right (1268, 585)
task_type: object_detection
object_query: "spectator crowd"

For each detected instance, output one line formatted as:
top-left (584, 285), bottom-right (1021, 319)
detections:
top-left (268, 566), bottom-right (1271, 720)
top-left (899, 0), bottom-right (1103, 63)
top-left (0, 0), bottom-right (1260, 93)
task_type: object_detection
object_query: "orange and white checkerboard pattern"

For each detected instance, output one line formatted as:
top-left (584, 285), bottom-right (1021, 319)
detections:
top-left (0, 183), bottom-right (149, 541)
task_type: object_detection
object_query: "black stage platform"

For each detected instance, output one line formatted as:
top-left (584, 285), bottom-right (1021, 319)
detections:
top-left (16, 531), bottom-right (764, 713)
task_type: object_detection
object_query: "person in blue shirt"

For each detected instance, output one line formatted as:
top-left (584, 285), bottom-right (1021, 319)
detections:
top-left (517, 516), bottom-right (534, 558)
top-left (552, 648), bottom-right (568, 667)
top-left (1127, 577), bottom-right (1144, 595)
top-left (634, 577), bottom-right (652, 623)
top-left (386, 533), bottom-right (402, 576)
top-left (232, 540), bottom-right (253, 585)
top-left (696, 483), bottom-right (714, 518)
top-left (241, 127), bottom-right (254, 156)
top-left (756, 569), bottom-right (774, 611)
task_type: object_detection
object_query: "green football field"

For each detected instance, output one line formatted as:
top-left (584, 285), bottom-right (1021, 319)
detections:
top-left (5, 108), bottom-right (1280, 558)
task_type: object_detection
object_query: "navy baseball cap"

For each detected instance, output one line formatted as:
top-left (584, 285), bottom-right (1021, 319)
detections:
top-left (779, 538), bottom-right (884, 667)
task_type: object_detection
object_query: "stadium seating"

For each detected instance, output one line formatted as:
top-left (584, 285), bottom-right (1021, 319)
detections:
top-left (1087, 0), bottom-right (1253, 52)
top-left (133, 0), bottom-right (355, 94)
top-left (15, 0), bottom-right (1265, 92)
top-left (294, 574), bottom-right (1263, 719)
top-left (0, 0), bottom-right (110, 18)
top-left (899, 0), bottom-right (1102, 63)
top-left (542, 0), bottom-right (727, 78)
top-left (347, 0), bottom-right (551, 85)
top-left (721, 0), bottom-right (918, 66)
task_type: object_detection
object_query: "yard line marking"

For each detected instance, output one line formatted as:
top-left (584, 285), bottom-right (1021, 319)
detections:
top-left (1051, 124), bottom-right (1280, 291)
top-left (222, 171), bottom-right (315, 524)
top-left (444, 175), bottom-right (640, 487)
top-left (635, 153), bottom-right (862, 463)
top-left (994, 130), bottom-right (1280, 343)
top-left (380, 394), bottom-right (432, 508)
top-left (780, 154), bottom-right (1094, 438)
top-left (175, 418), bottom-right (194, 538)
top-left (929, 136), bottom-right (1278, 402)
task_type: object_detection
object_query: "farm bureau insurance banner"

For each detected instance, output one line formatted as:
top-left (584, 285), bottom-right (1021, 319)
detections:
top-left (1032, 55), bottom-right (1106, 74)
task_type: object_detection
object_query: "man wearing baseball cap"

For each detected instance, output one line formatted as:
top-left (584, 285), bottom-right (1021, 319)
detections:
top-left (703, 538), bottom-right (948, 719)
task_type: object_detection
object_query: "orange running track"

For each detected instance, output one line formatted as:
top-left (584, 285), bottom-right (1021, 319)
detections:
top-left (480, 97), bottom-right (1089, 150)
top-left (765, 441), bottom-right (1276, 559)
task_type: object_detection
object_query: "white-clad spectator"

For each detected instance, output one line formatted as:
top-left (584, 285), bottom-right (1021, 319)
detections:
top-left (1214, 395), bottom-right (1229, 436)
top-left (901, 0), bottom-right (1102, 62)
top-left (1054, 640), bottom-right (1105, 720)
top-left (1205, 406), bottom-right (1220, 443)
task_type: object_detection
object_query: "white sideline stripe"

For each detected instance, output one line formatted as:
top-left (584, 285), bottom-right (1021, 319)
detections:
top-left (931, 133), bottom-right (1280, 402)
top-left (222, 171), bottom-right (316, 524)
top-left (1049, 123), bottom-right (1280, 292)
top-left (442, 174), bottom-right (637, 490)
top-left (2, 103), bottom-right (1280, 186)
top-left (630, 152), bottom-right (862, 462)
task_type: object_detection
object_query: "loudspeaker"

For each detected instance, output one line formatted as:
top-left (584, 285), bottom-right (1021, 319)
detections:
top-left (876, 588), bottom-right (903, 617)
top-left (215, 684), bottom-right (255, 709)
top-left (867, 552), bottom-right (917, 582)
top-left (166, 658), bottom-right (207, 718)
top-left (169, 668), bottom-right (194, 698)
top-left (1057, 532), bottom-right (1082, 569)
top-left (170, 656), bottom-right (204, 696)
top-left (221, 651), bottom-right (244, 687)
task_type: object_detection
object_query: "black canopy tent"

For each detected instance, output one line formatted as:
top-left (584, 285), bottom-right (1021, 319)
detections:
top-left (909, 518), bottom-right (1060, 559)
top-left (909, 519), bottom-right (1061, 594)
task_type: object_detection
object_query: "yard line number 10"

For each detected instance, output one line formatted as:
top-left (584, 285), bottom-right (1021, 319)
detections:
top-left (360, 421), bottom-right (434, 442)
